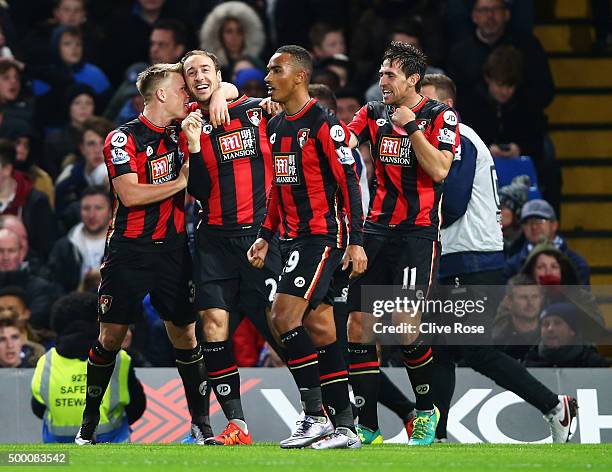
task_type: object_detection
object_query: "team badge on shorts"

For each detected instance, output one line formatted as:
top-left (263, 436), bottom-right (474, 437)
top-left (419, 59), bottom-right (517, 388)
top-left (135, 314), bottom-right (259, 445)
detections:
top-left (99, 295), bottom-right (113, 315)
top-left (297, 128), bottom-right (310, 148)
top-left (246, 108), bottom-right (262, 126)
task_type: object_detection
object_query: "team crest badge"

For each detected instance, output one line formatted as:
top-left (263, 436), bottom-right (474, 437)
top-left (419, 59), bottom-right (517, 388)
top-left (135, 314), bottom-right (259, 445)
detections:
top-left (246, 108), bottom-right (262, 126)
top-left (167, 126), bottom-right (178, 143)
top-left (99, 295), bottom-right (113, 315)
top-left (297, 128), bottom-right (310, 148)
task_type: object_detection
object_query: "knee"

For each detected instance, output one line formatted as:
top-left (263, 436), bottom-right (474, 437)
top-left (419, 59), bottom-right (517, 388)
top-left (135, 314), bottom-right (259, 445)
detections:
top-left (201, 309), bottom-right (229, 342)
top-left (98, 331), bottom-right (123, 352)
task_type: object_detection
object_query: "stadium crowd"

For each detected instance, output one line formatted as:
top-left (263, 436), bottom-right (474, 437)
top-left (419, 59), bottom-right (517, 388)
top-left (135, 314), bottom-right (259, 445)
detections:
top-left (0, 0), bottom-right (610, 445)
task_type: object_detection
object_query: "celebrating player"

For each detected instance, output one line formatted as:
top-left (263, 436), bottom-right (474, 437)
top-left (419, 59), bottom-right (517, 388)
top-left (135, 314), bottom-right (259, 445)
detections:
top-left (181, 49), bottom-right (284, 445)
top-left (75, 63), bottom-right (232, 445)
top-left (345, 42), bottom-right (459, 446)
top-left (248, 45), bottom-right (366, 449)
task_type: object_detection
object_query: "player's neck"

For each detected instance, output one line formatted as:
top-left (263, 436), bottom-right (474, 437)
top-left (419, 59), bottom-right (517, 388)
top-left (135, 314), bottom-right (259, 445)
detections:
top-left (397, 91), bottom-right (424, 110)
top-left (142, 105), bottom-right (174, 129)
top-left (284, 90), bottom-right (311, 116)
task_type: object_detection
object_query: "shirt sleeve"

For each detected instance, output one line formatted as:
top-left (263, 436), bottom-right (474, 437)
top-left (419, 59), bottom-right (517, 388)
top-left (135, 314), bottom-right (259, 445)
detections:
top-left (104, 129), bottom-right (137, 179)
top-left (319, 116), bottom-right (364, 246)
top-left (347, 104), bottom-right (372, 146)
top-left (441, 134), bottom-right (476, 228)
top-left (429, 107), bottom-right (460, 154)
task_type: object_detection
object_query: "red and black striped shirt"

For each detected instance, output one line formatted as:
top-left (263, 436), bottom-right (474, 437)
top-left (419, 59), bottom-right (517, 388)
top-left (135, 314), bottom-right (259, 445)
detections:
top-left (348, 97), bottom-right (459, 240)
top-left (187, 96), bottom-right (273, 235)
top-left (104, 114), bottom-right (188, 248)
top-left (259, 99), bottom-right (363, 248)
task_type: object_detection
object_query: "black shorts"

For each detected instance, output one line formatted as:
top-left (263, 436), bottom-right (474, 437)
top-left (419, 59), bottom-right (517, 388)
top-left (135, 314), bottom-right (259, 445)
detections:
top-left (278, 237), bottom-right (343, 310)
top-left (98, 242), bottom-right (195, 326)
top-left (193, 230), bottom-right (282, 313)
top-left (346, 233), bottom-right (440, 313)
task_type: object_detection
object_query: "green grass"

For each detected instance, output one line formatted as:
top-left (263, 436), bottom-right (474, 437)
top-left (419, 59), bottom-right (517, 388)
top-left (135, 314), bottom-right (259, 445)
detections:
top-left (0, 443), bottom-right (611, 471)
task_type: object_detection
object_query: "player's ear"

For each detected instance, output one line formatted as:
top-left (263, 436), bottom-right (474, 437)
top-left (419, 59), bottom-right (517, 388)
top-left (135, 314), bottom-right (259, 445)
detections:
top-left (156, 87), bottom-right (166, 103)
top-left (408, 73), bottom-right (420, 88)
top-left (217, 69), bottom-right (222, 83)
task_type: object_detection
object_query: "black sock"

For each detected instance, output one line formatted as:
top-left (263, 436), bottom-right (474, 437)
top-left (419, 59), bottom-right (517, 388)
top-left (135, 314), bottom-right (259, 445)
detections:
top-left (281, 327), bottom-right (324, 417)
top-left (202, 341), bottom-right (244, 421)
top-left (348, 343), bottom-right (380, 431)
top-left (379, 369), bottom-right (416, 422)
top-left (175, 345), bottom-right (210, 426)
top-left (402, 338), bottom-right (434, 411)
top-left (317, 342), bottom-right (354, 432)
top-left (84, 340), bottom-right (118, 419)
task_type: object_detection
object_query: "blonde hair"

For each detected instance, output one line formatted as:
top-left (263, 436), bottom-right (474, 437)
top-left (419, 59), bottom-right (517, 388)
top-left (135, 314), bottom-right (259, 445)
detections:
top-left (136, 62), bottom-right (183, 104)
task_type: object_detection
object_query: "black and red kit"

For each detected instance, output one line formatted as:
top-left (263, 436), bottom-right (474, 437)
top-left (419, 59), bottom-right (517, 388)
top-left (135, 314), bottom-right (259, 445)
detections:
top-left (99, 114), bottom-right (194, 326)
top-left (187, 96), bottom-right (273, 234)
top-left (259, 98), bottom-right (364, 248)
top-left (104, 114), bottom-right (188, 248)
top-left (348, 96), bottom-right (460, 240)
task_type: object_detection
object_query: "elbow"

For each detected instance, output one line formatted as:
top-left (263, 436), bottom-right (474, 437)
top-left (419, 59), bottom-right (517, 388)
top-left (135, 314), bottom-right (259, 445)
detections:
top-left (432, 167), bottom-right (449, 183)
top-left (120, 192), bottom-right (140, 208)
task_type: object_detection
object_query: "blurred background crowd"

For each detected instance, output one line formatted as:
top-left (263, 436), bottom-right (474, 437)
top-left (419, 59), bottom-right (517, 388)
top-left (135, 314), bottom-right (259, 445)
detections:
top-left (0, 0), bottom-right (611, 371)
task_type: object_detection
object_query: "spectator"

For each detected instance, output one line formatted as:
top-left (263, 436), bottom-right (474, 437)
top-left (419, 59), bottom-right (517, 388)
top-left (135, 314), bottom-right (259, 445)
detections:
top-left (0, 214), bottom-right (48, 278)
top-left (29, 26), bottom-right (111, 129)
top-left (104, 0), bottom-right (191, 86)
top-left (447, 0), bottom-right (554, 110)
top-left (524, 303), bottom-right (610, 367)
top-left (31, 292), bottom-right (146, 443)
top-left (20, 0), bottom-right (104, 69)
top-left (104, 19), bottom-right (188, 124)
top-left (8, 125), bottom-right (55, 208)
top-left (42, 83), bottom-right (96, 179)
top-left (0, 59), bottom-right (35, 138)
top-left (0, 316), bottom-right (27, 367)
top-left (335, 88), bottom-right (362, 125)
top-left (0, 22), bottom-right (14, 59)
top-left (493, 274), bottom-right (543, 360)
top-left (233, 67), bottom-right (266, 98)
top-left (459, 45), bottom-right (561, 212)
top-left (520, 241), bottom-right (606, 343)
top-left (505, 199), bottom-right (590, 286)
top-left (0, 286), bottom-right (31, 323)
top-left (317, 55), bottom-right (351, 90)
top-left (0, 228), bottom-right (61, 330)
top-left (48, 186), bottom-right (111, 294)
top-left (498, 175), bottom-right (529, 257)
top-left (199, 1), bottom-right (266, 79)
top-left (0, 139), bottom-right (57, 259)
top-left (0, 314), bottom-right (44, 368)
top-left (309, 23), bottom-right (346, 61)
top-left (54, 117), bottom-right (113, 226)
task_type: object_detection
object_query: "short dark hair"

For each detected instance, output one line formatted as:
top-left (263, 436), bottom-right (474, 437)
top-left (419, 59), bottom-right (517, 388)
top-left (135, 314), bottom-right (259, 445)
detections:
top-left (336, 87), bottom-right (362, 103)
top-left (382, 41), bottom-right (428, 91)
top-left (51, 292), bottom-right (98, 335)
top-left (153, 18), bottom-right (188, 47)
top-left (308, 83), bottom-right (337, 112)
top-left (0, 315), bottom-right (21, 330)
top-left (0, 286), bottom-right (28, 307)
top-left (506, 273), bottom-right (539, 296)
top-left (0, 59), bottom-right (21, 77)
top-left (311, 68), bottom-right (340, 91)
top-left (276, 45), bottom-right (313, 79)
top-left (81, 185), bottom-right (111, 206)
top-left (309, 23), bottom-right (342, 49)
top-left (483, 45), bottom-right (524, 86)
top-left (421, 74), bottom-right (457, 102)
top-left (0, 138), bottom-right (16, 167)
top-left (181, 49), bottom-right (221, 72)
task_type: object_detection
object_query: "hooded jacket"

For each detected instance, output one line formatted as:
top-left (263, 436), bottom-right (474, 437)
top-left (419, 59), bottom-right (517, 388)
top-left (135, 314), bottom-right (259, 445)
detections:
top-left (199, 1), bottom-right (266, 68)
top-left (505, 234), bottom-right (590, 286)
